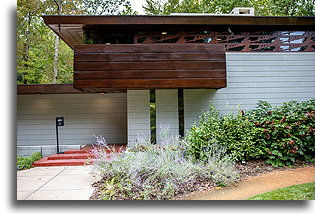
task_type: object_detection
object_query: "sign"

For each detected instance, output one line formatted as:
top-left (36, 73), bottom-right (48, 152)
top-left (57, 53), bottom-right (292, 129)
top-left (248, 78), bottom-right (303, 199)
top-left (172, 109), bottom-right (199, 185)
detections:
top-left (56, 117), bottom-right (64, 126)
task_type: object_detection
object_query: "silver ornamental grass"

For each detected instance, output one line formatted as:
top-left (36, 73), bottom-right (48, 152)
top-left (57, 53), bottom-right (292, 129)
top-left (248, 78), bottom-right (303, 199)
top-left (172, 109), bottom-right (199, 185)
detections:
top-left (91, 125), bottom-right (239, 199)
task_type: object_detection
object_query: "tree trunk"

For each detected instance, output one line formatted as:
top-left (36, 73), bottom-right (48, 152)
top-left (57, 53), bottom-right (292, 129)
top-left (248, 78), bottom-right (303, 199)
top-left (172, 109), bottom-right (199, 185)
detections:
top-left (52, 0), bottom-right (62, 84)
top-left (23, 13), bottom-right (32, 84)
top-left (52, 34), bottom-right (60, 83)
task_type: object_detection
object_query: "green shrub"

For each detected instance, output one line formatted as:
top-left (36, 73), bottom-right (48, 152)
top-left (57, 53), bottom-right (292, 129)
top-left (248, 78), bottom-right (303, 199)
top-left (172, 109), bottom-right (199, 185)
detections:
top-left (185, 103), bottom-right (266, 162)
top-left (17, 152), bottom-right (42, 170)
top-left (185, 99), bottom-right (315, 167)
top-left (246, 99), bottom-right (315, 167)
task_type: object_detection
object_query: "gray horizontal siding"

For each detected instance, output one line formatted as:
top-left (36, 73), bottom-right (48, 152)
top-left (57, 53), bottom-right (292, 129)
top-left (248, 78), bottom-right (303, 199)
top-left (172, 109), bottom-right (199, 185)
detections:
top-left (127, 90), bottom-right (150, 144)
top-left (17, 93), bottom-right (127, 146)
top-left (184, 52), bottom-right (315, 132)
top-left (156, 89), bottom-right (179, 143)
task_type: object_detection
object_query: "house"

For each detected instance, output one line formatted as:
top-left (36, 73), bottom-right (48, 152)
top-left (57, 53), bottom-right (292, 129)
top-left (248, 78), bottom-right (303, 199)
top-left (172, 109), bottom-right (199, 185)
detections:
top-left (17, 9), bottom-right (315, 156)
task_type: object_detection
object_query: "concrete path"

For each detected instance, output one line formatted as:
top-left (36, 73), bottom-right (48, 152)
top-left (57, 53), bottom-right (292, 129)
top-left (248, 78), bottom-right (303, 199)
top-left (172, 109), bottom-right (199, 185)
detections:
top-left (179, 166), bottom-right (315, 200)
top-left (17, 166), bottom-right (97, 200)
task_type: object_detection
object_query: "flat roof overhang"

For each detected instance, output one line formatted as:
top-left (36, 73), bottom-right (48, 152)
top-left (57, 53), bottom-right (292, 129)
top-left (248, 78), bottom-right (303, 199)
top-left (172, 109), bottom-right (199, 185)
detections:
top-left (17, 84), bottom-right (126, 94)
top-left (42, 15), bottom-right (315, 49)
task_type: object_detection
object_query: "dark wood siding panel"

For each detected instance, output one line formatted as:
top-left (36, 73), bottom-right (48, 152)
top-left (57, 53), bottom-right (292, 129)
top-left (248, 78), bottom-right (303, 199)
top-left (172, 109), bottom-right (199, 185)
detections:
top-left (75, 61), bottom-right (226, 71)
top-left (74, 53), bottom-right (226, 62)
top-left (74, 44), bottom-right (226, 90)
top-left (74, 79), bottom-right (226, 88)
top-left (17, 84), bottom-right (83, 94)
top-left (74, 70), bottom-right (226, 79)
top-left (75, 44), bottom-right (224, 53)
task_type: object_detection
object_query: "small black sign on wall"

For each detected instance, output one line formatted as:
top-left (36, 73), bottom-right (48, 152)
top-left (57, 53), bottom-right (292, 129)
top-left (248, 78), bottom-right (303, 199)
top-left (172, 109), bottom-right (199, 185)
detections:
top-left (56, 117), bottom-right (64, 126)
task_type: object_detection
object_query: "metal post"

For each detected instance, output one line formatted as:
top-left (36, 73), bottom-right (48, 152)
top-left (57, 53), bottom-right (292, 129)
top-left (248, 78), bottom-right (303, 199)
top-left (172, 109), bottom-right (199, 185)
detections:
top-left (56, 117), bottom-right (64, 154)
top-left (56, 123), bottom-right (60, 153)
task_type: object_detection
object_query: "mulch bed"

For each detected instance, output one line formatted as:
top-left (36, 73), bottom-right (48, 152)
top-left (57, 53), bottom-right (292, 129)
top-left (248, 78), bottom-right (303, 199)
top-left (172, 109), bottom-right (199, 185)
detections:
top-left (173, 160), bottom-right (314, 200)
top-left (236, 159), bottom-right (314, 180)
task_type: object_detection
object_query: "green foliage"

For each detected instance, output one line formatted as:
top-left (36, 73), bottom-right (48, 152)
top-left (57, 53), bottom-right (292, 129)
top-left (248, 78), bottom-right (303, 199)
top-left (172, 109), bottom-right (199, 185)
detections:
top-left (268, 0), bottom-right (315, 16)
top-left (186, 99), bottom-right (315, 167)
top-left (185, 103), bottom-right (266, 162)
top-left (92, 128), bottom-right (238, 200)
top-left (82, 0), bottom-right (135, 15)
top-left (17, 152), bottom-right (42, 170)
top-left (248, 182), bottom-right (315, 200)
top-left (17, 0), bottom-right (135, 84)
top-left (143, 0), bottom-right (315, 16)
top-left (246, 99), bottom-right (315, 167)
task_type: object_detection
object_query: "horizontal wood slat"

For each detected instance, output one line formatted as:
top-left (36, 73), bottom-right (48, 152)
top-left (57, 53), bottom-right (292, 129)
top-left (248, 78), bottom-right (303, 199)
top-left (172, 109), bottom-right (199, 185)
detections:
top-left (75, 61), bottom-right (226, 71)
top-left (74, 79), bottom-right (226, 88)
top-left (75, 44), bottom-right (224, 53)
top-left (74, 70), bottom-right (226, 79)
top-left (17, 84), bottom-right (83, 94)
top-left (74, 44), bottom-right (226, 90)
top-left (75, 53), bottom-right (225, 62)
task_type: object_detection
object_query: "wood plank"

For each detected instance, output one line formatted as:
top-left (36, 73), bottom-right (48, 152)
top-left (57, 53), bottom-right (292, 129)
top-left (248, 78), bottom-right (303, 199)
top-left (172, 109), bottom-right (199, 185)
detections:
top-left (74, 70), bottom-right (226, 79)
top-left (74, 52), bottom-right (225, 62)
top-left (74, 44), bottom-right (224, 53)
top-left (75, 61), bottom-right (226, 71)
top-left (74, 79), bottom-right (226, 88)
top-left (74, 44), bottom-right (226, 89)
top-left (17, 84), bottom-right (83, 94)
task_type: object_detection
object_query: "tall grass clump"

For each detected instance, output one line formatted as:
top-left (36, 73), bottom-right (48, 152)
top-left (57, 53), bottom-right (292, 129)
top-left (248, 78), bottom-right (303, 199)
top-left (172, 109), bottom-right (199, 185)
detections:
top-left (91, 125), bottom-right (238, 200)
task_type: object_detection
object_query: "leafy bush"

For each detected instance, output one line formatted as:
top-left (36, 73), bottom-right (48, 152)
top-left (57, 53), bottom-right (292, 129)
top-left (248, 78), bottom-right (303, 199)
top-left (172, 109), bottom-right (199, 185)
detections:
top-left (91, 127), bottom-right (238, 200)
top-left (17, 152), bottom-right (42, 170)
top-left (185, 99), bottom-right (315, 167)
top-left (246, 99), bottom-right (315, 167)
top-left (185, 104), bottom-right (266, 162)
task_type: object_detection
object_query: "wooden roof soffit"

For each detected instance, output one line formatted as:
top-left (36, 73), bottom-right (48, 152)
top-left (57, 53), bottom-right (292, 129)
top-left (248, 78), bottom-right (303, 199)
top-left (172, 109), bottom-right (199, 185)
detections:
top-left (17, 84), bottom-right (127, 94)
top-left (42, 15), bottom-right (315, 49)
top-left (17, 84), bottom-right (83, 94)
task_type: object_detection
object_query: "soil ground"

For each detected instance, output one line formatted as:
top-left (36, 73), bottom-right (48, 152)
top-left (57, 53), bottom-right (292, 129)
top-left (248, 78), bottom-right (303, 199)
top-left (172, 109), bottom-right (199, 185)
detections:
top-left (175, 166), bottom-right (315, 200)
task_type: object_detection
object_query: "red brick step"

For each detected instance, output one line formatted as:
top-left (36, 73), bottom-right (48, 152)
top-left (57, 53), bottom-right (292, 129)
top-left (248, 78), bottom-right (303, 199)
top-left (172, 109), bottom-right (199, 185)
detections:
top-left (64, 149), bottom-right (88, 154)
top-left (32, 144), bottom-right (126, 167)
top-left (47, 153), bottom-right (95, 160)
top-left (33, 158), bottom-right (94, 167)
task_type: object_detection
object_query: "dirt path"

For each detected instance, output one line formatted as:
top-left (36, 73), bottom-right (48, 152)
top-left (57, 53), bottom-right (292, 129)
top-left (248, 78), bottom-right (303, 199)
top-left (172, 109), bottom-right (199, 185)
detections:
top-left (177, 166), bottom-right (315, 200)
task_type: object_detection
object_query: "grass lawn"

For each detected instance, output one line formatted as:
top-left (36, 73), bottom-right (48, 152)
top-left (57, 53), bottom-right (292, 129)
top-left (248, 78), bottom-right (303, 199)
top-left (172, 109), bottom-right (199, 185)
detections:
top-left (247, 182), bottom-right (315, 200)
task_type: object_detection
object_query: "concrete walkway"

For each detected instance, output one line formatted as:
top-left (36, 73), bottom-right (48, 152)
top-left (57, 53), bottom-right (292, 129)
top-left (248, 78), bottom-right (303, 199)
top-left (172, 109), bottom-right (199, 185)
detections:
top-left (17, 166), bottom-right (97, 200)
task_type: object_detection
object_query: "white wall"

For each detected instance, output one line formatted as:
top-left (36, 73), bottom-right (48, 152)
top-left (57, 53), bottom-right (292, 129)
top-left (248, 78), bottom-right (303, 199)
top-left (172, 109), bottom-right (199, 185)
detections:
top-left (156, 89), bottom-right (179, 143)
top-left (127, 90), bottom-right (150, 144)
top-left (17, 93), bottom-right (127, 146)
top-left (184, 52), bottom-right (315, 132)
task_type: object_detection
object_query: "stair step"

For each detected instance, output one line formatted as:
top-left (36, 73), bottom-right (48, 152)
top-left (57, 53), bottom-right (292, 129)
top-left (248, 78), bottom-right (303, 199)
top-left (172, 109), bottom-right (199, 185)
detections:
top-left (47, 153), bottom-right (95, 160)
top-left (31, 144), bottom-right (127, 167)
top-left (33, 158), bottom-right (94, 167)
top-left (64, 149), bottom-right (88, 154)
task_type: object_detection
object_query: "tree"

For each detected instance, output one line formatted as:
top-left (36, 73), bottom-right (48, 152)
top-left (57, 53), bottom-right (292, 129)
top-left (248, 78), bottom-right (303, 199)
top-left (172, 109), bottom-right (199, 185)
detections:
top-left (143, 0), bottom-right (315, 16)
top-left (268, 0), bottom-right (315, 16)
top-left (17, 0), bottom-right (136, 84)
top-left (82, 0), bottom-right (134, 15)
top-left (17, 0), bottom-right (46, 84)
